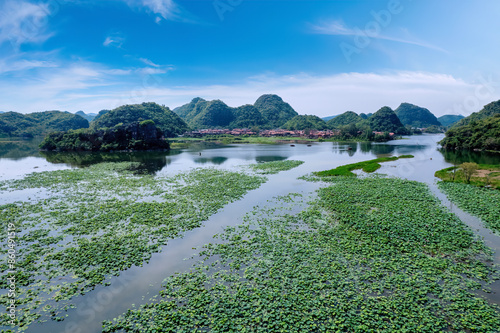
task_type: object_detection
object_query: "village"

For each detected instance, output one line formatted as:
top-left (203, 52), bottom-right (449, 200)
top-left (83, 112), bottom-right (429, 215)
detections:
top-left (182, 128), bottom-right (395, 139)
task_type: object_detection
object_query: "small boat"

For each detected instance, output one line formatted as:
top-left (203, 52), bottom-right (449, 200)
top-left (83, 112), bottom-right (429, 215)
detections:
top-left (290, 144), bottom-right (295, 147)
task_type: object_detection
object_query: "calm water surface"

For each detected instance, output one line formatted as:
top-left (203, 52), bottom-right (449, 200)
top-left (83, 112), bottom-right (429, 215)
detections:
top-left (1, 134), bottom-right (500, 333)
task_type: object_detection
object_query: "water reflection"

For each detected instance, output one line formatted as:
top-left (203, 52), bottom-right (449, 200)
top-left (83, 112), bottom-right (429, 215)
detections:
top-left (193, 156), bottom-right (228, 165)
top-left (2, 136), bottom-right (499, 179)
top-left (439, 148), bottom-right (500, 165)
top-left (0, 138), bottom-right (43, 159)
top-left (359, 142), bottom-right (372, 153)
top-left (255, 155), bottom-right (287, 163)
top-left (40, 151), bottom-right (182, 174)
top-left (369, 143), bottom-right (396, 156)
top-left (331, 142), bottom-right (358, 157)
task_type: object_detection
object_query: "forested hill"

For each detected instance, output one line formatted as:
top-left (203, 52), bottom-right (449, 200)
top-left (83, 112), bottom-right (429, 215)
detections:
top-left (0, 111), bottom-right (89, 138)
top-left (173, 94), bottom-right (298, 130)
top-left (91, 102), bottom-right (189, 137)
top-left (440, 100), bottom-right (500, 151)
top-left (440, 114), bottom-right (500, 151)
top-left (254, 94), bottom-right (298, 129)
top-left (369, 107), bottom-right (408, 134)
top-left (283, 115), bottom-right (327, 130)
top-left (326, 111), bottom-right (363, 128)
top-left (438, 114), bottom-right (464, 127)
top-left (452, 100), bottom-right (500, 127)
top-left (394, 103), bottom-right (442, 128)
top-left (75, 111), bottom-right (97, 122)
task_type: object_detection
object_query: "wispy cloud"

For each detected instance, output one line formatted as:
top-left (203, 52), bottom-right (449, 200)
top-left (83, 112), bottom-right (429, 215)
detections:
top-left (139, 58), bottom-right (161, 67)
top-left (103, 36), bottom-right (125, 49)
top-left (124, 0), bottom-right (198, 24)
top-left (311, 20), bottom-right (447, 53)
top-left (137, 58), bottom-right (174, 74)
top-left (0, 59), bottom-right (57, 74)
top-left (0, 0), bottom-right (54, 47)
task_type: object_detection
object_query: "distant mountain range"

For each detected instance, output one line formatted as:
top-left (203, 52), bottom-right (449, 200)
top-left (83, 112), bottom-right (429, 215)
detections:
top-left (321, 115), bottom-right (336, 122)
top-left (75, 111), bottom-right (98, 122)
top-left (437, 114), bottom-right (464, 127)
top-left (174, 94), bottom-right (298, 130)
top-left (0, 111), bottom-right (89, 138)
top-left (1, 96), bottom-right (496, 141)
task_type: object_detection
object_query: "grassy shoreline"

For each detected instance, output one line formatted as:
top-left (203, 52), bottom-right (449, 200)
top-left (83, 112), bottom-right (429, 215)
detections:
top-left (435, 164), bottom-right (500, 189)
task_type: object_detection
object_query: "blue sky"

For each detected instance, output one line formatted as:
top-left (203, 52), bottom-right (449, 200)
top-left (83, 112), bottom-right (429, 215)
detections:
top-left (1, 0), bottom-right (500, 117)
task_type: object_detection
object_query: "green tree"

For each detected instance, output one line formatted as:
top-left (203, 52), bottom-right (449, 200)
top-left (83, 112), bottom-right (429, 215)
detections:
top-left (460, 162), bottom-right (479, 184)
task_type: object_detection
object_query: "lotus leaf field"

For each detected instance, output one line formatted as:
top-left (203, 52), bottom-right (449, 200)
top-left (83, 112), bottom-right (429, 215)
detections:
top-left (438, 182), bottom-right (500, 233)
top-left (102, 176), bottom-right (500, 332)
top-left (0, 161), bottom-right (304, 330)
top-left (249, 160), bottom-right (304, 174)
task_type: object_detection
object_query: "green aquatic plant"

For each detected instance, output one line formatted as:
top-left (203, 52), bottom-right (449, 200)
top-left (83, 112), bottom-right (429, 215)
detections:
top-left (103, 176), bottom-right (500, 332)
top-left (249, 160), bottom-right (304, 174)
top-left (438, 181), bottom-right (500, 233)
top-left (0, 163), bottom-right (267, 330)
top-left (314, 155), bottom-right (414, 177)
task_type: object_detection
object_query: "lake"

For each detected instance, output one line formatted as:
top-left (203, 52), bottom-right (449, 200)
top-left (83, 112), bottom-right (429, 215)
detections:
top-left (1, 134), bottom-right (500, 332)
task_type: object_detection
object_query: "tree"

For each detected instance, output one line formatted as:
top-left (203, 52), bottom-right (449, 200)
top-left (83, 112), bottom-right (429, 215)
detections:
top-left (460, 162), bottom-right (478, 184)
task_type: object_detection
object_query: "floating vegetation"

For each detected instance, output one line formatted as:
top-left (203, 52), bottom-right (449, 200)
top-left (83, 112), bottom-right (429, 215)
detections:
top-left (314, 155), bottom-right (414, 177)
top-left (249, 160), bottom-right (304, 174)
top-left (0, 163), bottom-right (267, 330)
top-left (102, 176), bottom-right (500, 332)
top-left (438, 182), bottom-right (500, 233)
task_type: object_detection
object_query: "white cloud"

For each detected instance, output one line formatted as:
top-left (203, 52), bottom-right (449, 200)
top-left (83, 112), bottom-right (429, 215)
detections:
top-left (103, 35), bottom-right (125, 48)
top-left (311, 20), bottom-right (447, 53)
top-left (0, 59), bottom-right (57, 74)
top-left (139, 58), bottom-right (161, 67)
top-left (141, 0), bottom-right (177, 20)
top-left (124, 0), bottom-right (198, 24)
top-left (0, 0), bottom-right (54, 47)
top-left (2, 69), bottom-right (498, 117)
top-left (137, 67), bottom-right (169, 75)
